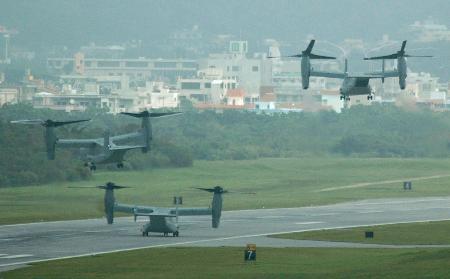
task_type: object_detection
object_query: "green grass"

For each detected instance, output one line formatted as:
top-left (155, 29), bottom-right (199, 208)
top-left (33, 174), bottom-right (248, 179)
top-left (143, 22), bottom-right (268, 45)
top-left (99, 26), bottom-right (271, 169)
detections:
top-left (1, 157), bottom-right (450, 225)
top-left (272, 220), bottom-right (450, 245)
top-left (4, 247), bottom-right (450, 279)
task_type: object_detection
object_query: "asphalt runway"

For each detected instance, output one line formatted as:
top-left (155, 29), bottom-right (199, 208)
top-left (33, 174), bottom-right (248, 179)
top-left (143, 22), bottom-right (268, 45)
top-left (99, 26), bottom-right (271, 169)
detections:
top-left (1, 196), bottom-right (450, 271)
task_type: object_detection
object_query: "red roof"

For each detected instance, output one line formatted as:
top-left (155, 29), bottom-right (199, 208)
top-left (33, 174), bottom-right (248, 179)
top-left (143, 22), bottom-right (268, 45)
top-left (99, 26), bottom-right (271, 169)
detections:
top-left (226, 89), bottom-right (245, 98)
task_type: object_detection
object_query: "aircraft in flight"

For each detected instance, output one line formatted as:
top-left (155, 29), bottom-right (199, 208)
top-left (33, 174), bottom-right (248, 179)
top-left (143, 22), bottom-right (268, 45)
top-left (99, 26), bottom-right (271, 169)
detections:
top-left (74, 182), bottom-right (240, 237)
top-left (11, 111), bottom-right (181, 170)
top-left (269, 40), bottom-right (432, 101)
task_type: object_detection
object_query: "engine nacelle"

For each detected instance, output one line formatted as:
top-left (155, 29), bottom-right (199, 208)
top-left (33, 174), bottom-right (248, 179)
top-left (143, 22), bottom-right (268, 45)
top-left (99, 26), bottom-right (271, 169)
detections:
top-left (301, 56), bottom-right (311, 89)
top-left (397, 57), bottom-right (407, 90)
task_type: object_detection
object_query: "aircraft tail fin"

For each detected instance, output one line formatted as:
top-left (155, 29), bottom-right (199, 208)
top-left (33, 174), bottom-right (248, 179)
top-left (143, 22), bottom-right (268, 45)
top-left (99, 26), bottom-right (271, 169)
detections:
top-left (121, 111), bottom-right (182, 153)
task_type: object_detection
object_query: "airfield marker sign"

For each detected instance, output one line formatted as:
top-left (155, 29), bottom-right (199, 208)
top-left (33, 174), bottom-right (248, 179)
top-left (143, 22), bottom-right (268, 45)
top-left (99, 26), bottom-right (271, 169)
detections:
top-left (245, 244), bottom-right (256, 261)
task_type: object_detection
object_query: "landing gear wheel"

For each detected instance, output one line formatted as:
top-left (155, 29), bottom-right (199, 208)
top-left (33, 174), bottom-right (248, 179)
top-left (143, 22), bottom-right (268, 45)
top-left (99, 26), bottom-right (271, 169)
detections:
top-left (340, 95), bottom-right (345, 100)
top-left (142, 231), bottom-right (148, 237)
top-left (89, 165), bottom-right (97, 171)
top-left (367, 95), bottom-right (373, 100)
top-left (173, 231), bottom-right (179, 237)
top-left (346, 97), bottom-right (350, 101)
top-left (117, 163), bottom-right (124, 169)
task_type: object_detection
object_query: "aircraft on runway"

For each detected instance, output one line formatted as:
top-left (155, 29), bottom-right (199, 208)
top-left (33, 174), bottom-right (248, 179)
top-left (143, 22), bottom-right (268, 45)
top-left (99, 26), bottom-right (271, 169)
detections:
top-left (11, 111), bottom-right (181, 170)
top-left (74, 182), bottom-right (240, 237)
top-left (269, 40), bottom-right (432, 101)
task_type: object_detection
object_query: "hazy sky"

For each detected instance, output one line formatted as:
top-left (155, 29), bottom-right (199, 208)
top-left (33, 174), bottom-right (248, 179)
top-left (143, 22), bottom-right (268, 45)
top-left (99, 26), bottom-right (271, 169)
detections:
top-left (1, 0), bottom-right (449, 48)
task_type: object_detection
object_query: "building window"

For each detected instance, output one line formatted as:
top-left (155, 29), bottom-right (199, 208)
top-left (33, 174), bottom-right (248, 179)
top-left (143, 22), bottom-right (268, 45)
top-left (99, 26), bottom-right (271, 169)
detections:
top-left (126, 61), bottom-right (148, 68)
top-left (182, 62), bottom-right (198, 68)
top-left (181, 82), bottom-right (201, 90)
top-left (231, 42), bottom-right (240, 52)
top-left (205, 82), bottom-right (211, 89)
top-left (98, 61), bottom-right (120, 67)
top-left (154, 62), bottom-right (177, 68)
top-left (252, 66), bottom-right (259, 72)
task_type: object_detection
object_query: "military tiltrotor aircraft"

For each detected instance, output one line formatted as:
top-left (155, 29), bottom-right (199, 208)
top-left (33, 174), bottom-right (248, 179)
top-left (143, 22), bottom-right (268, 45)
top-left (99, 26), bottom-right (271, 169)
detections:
top-left (11, 111), bottom-right (181, 170)
top-left (269, 40), bottom-right (432, 101)
top-left (73, 182), bottom-right (239, 237)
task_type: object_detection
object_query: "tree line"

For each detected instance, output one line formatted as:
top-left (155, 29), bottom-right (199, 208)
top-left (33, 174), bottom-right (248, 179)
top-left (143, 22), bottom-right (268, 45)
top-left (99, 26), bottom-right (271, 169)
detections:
top-left (1, 103), bottom-right (450, 187)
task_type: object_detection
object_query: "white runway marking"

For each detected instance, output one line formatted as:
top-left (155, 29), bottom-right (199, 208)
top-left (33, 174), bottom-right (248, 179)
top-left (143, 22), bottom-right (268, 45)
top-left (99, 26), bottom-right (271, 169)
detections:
top-left (256, 215), bottom-right (288, 219)
top-left (309, 213), bottom-right (339, 216)
top-left (295, 222), bottom-right (324, 225)
top-left (357, 211), bottom-right (384, 214)
top-left (0, 255), bottom-right (33, 259)
top-left (316, 174), bottom-right (450, 192)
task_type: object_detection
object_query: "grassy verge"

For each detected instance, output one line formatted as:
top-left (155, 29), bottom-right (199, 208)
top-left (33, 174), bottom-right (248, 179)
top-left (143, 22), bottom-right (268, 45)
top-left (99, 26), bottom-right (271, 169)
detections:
top-left (1, 157), bottom-right (450, 224)
top-left (4, 247), bottom-right (450, 279)
top-left (271, 220), bottom-right (450, 245)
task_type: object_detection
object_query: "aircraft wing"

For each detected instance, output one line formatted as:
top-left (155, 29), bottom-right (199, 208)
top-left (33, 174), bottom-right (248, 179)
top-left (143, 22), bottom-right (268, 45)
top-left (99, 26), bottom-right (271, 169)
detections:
top-left (169, 207), bottom-right (211, 216)
top-left (364, 70), bottom-right (399, 78)
top-left (57, 138), bottom-right (103, 148)
top-left (114, 203), bottom-right (158, 214)
top-left (110, 131), bottom-right (143, 143)
top-left (99, 145), bottom-right (145, 164)
top-left (310, 70), bottom-right (346, 79)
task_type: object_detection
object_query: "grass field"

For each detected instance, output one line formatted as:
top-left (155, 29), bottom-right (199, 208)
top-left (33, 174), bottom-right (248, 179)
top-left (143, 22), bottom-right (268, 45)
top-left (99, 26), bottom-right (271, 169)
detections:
top-left (271, 220), bottom-right (450, 245)
top-left (1, 157), bottom-right (450, 224)
top-left (4, 247), bottom-right (450, 279)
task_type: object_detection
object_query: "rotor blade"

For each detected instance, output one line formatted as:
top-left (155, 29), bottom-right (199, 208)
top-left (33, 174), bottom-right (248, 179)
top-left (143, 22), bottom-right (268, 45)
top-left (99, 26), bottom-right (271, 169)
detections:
top-left (149, 112), bottom-right (182, 118)
top-left (121, 111), bottom-right (182, 118)
top-left (404, 55), bottom-right (433, 58)
top-left (267, 54), bottom-right (303, 59)
top-left (51, 119), bottom-right (91, 127)
top-left (121, 111), bottom-right (149, 118)
top-left (97, 185), bottom-right (130, 189)
top-left (226, 191), bottom-right (256, 194)
top-left (305, 40), bottom-right (315, 54)
top-left (309, 53), bottom-right (336, 60)
top-left (193, 187), bottom-right (215, 193)
top-left (400, 40), bottom-right (407, 52)
top-left (364, 53), bottom-right (398, 60)
top-left (10, 119), bottom-right (44, 125)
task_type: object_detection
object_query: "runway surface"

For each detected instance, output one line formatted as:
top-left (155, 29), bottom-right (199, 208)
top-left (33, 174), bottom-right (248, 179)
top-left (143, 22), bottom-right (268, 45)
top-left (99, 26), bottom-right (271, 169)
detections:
top-left (1, 196), bottom-right (449, 271)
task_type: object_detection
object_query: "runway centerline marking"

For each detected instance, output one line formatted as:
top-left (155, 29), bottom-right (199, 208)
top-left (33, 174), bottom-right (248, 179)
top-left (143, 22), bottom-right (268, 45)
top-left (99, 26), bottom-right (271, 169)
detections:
top-left (316, 174), bottom-right (450, 192)
top-left (295, 222), bottom-right (324, 225)
top-left (0, 255), bottom-right (33, 259)
top-left (256, 215), bottom-right (288, 219)
top-left (357, 211), bottom-right (384, 214)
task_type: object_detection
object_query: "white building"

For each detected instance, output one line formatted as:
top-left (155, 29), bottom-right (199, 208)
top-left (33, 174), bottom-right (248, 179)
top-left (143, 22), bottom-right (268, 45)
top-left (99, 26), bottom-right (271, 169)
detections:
top-left (199, 41), bottom-right (272, 102)
top-left (0, 88), bottom-right (18, 106)
top-left (178, 68), bottom-right (237, 104)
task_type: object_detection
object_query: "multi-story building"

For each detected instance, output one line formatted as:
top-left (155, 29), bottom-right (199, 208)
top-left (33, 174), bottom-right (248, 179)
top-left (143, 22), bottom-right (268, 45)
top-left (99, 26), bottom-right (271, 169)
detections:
top-left (199, 41), bottom-right (272, 102)
top-left (0, 88), bottom-right (18, 106)
top-left (47, 54), bottom-right (199, 84)
top-left (178, 68), bottom-right (237, 104)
